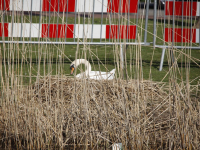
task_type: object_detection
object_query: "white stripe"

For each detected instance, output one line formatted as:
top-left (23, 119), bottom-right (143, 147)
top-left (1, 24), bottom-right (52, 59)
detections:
top-left (196, 29), bottom-right (199, 43)
top-left (9, 0), bottom-right (22, 11)
top-left (8, 23), bottom-right (41, 37)
top-left (10, 0), bottom-right (42, 11)
top-left (7, 23), bottom-right (107, 39)
top-left (197, 2), bottom-right (200, 16)
top-left (75, 24), bottom-right (106, 39)
top-left (76, 0), bottom-right (108, 13)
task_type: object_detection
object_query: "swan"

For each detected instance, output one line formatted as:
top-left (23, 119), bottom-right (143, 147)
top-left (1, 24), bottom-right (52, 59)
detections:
top-left (70, 59), bottom-right (115, 80)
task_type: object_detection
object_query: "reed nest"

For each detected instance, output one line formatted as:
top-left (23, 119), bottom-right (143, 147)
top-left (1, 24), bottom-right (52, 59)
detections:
top-left (0, 76), bottom-right (199, 149)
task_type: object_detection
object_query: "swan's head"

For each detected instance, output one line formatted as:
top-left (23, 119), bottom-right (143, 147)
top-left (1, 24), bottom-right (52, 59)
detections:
top-left (70, 64), bottom-right (75, 75)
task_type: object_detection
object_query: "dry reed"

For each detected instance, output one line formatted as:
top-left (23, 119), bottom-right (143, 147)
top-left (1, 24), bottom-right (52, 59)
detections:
top-left (0, 75), bottom-right (199, 149)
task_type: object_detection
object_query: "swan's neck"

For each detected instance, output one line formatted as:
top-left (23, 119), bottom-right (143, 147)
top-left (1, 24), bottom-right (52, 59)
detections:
top-left (74, 59), bottom-right (91, 76)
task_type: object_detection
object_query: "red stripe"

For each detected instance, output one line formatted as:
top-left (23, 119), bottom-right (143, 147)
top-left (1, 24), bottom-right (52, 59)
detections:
top-left (105, 25), bottom-right (136, 39)
top-left (0, 23), bottom-right (8, 37)
top-left (165, 28), bottom-right (196, 43)
top-left (41, 24), bottom-right (74, 38)
top-left (42, 0), bottom-right (75, 12)
top-left (107, 0), bottom-right (138, 13)
top-left (0, 0), bottom-right (10, 10)
top-left (166, 2), bottom-right (197, 16)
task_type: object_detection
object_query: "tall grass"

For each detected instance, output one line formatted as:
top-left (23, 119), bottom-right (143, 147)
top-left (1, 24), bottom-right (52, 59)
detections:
top-left (0, 3), bottom-right (200, 150)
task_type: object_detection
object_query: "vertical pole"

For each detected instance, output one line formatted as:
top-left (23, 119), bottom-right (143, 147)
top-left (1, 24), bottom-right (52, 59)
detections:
top-left (126, 0), bottom-right (130, 41)
top-left (135, 0), bottom-right (140, 42)
top-left (2, 0), bottom-right (5, 41)
top-left (11, 0), bottom-right (14, 39)
top-left (119, 0), bottom-right (123, 78)
top-left (91, 0), bottom-right (95, 42)
top-left (171, 0), bottom-right (175, 65)
top-left (172, 0), bottom-right (175, 47)
top-left (48, 0), bottom-right (51, 38)
top-left (117, 0), bottom-right (122, 43)
top-left (159, 0), bottom-right (166, 71)
top-left (109, 0), bottom-right (113, 42)
top-left (153, 0), bottom-right (157, 46)
top-left (159, 50), bottom-right (165, 71)
top-left (29, 0), bottom-right (33, 41)
top-left (199, 19), bottom-right (200, 46)
top-left (100, 0), bottom-right (104, 42)
top-left (56, 0), bottom-right (60, 42)
top-left (65, 0), bottom-right (69, 42)
top-left (120, 44), bottom-right (124, 76)
top-left (83, 0), bottom-right (86, 41)
top-left (20, 0), bottom-right (24, 41)
top-left (74, 0), bottom-right (77, 41)
top-left (190, 0), bottom-right (193, 45)
top-left (38, 0), bottom-right (42, 41)
top-left (181, 0), bottom-right (184, 45)
top-left (144, 0), bottom-right (149, 44)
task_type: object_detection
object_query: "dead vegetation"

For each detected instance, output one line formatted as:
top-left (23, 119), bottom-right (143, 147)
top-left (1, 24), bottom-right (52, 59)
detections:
top-left (0, 76), bottom-right (199, 149)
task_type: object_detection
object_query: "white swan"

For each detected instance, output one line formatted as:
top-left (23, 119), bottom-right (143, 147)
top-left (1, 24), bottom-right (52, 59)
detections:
top-left (70, 59), bottom-right (115, 80)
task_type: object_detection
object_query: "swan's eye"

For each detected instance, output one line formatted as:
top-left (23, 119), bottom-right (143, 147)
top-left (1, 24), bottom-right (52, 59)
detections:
top-left (70, 64), bottom-right (75, 69)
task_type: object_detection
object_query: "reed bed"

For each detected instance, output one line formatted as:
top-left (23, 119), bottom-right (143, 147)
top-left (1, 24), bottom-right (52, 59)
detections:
top-left (0, 74), bottom-right (199, 149)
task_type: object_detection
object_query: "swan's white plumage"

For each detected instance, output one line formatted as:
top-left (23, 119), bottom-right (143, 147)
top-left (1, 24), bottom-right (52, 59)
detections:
top-left (70, 59), bottom-right (115, 80)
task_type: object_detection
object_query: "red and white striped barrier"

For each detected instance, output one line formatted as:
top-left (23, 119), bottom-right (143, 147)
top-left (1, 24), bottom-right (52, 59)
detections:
top-left (0, 0), bottom-right (138, 13)
top-left (165, 28), bottom-right (199, 43)
top-left (0, 23), bottom-right (136, 39)
top-left (165, 1), bottom-right (200, 16)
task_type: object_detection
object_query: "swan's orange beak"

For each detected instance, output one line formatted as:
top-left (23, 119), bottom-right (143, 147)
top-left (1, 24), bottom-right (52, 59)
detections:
top-left (70, 67), bottom-right (75, 75)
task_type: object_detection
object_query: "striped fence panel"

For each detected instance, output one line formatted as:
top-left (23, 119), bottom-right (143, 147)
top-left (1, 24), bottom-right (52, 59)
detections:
top-left (0, 0), bottom-right (138, 13)
top-left (165, 1), bottom-right (200, 16)
top-left (165, 28), bottom-right (199, 43)
top-left (0, 23), bottom-right (136, 39)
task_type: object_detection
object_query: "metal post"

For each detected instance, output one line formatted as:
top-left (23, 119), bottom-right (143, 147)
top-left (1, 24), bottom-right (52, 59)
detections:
top-left (2, 0), bottom-right (5, 41)
top-left (144, 0), bottom-right (150, 44)
top-left (159, 0), bottom-right (166, 71)
top-left (11, 0), bottom-right (14, 39)
top-left (91, 0), bottom-right (95, 42)
top-left (117, 0), bottom-right (122, 43)
top-left (181, 0), bottom-right (184, 45)
top-left (170, 0), bottom-right (175, 66)
top-left (119, 0), bottom-right (123, 78)
top-left (135, 0), bottom-right (140, 42)
top-left (20, 0), bottom-right (24, 41)
top-left (153, 0), bottom-right (157, 46)
top-left (48, 0), bottom-right (51, 38)
top-left (172, 0), bottom-right (175, 47)
top-left (74, 0), bottom-right (77, 41)
top-left (83, 0), bottom-right (86, 40)
top-left (159, 50), bottom-right (165, 71)
top-left (190, 0), bottom-right (193, 45)
top-left (100, 0), bottom-right (104, 42)
top-left (38, 0), bottom-right (42, 41)
top-left (56, 0), bottom-right (60, 42)
top-left (65, 0), bottom-right (69, 42)
top-left (126, 0), bottom-right (130, 41)
top-left (29, 0), bottom-right (33, 41)
top-left (120, 44), bottom-right (124, 71)
top-left (125, 0), bottom-right (131, 55)
top-left (109, 0), bottom-right (113, 42)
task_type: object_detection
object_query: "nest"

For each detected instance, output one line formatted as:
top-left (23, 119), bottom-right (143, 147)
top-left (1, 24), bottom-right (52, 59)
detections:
top-left (0, 76), bottom-right (199, 149)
